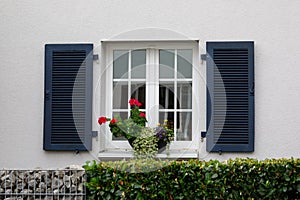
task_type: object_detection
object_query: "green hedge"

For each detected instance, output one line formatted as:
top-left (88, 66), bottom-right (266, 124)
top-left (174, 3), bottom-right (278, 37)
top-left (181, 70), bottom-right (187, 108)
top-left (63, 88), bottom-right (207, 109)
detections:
top-left (83, 158), bottom-right (300, 199)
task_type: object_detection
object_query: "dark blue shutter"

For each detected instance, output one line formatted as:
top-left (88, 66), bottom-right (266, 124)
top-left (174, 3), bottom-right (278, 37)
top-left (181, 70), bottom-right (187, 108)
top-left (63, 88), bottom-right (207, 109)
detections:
top-left (206, 42), bottom-right (254, 152)
top-left (44, 44), bottom-right (93, 151)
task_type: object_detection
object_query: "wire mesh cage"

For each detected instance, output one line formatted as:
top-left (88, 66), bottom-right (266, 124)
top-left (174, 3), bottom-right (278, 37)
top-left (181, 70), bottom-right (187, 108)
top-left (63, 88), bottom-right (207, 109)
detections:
top-left (0, 169), bottom-right (86, 200)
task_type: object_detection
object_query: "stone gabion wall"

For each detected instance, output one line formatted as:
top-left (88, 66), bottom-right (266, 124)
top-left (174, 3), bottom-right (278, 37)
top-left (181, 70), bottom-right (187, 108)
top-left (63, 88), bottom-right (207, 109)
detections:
top-left (0, 167), bottom-right (86, 200)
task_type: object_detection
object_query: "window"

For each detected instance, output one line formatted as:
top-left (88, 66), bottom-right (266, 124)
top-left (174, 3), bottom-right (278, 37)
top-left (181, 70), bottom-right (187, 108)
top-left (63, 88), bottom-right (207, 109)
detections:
top-left (104, 41), bottom-right (201, 151)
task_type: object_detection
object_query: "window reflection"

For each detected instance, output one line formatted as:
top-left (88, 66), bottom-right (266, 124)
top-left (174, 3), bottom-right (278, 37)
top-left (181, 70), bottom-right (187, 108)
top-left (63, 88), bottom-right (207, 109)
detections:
top-left (113, 50), bottom-right (128, 79)
top-left (159, 83), bottom-right (192, 141)
top-left (131, 83), bottom-right (146, 109)
top-left (113, 82), bottom-right (128, 109)
top-left (177, 82), bottom-right (192, 109)
top-left (176, 112), bottom-right (192, 141)
top-left (159, 83), bottom-right (175, 109)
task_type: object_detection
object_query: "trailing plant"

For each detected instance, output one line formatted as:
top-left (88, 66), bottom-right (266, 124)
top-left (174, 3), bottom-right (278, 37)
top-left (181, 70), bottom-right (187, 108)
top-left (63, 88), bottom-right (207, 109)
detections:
top-left (132, 127), bottom-right (158, 159)
top-left (83, 158), bottom-right (300, 199)
top-left (98, 99), bottom-right (174, 158)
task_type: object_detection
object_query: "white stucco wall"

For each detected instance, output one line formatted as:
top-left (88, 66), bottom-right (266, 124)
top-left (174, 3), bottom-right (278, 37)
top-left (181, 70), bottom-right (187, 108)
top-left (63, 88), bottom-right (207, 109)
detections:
top-left (0, 0), bottom-right (300, 168)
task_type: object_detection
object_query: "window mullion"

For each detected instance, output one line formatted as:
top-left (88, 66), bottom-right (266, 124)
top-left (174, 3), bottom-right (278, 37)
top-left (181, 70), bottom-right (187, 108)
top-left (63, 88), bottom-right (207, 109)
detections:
top-left (174, 49), bottom-right (178, 141)
top-left (128, 50), bottom-right (131, 117)
top-left (146, 48), bottom-right (159, 128)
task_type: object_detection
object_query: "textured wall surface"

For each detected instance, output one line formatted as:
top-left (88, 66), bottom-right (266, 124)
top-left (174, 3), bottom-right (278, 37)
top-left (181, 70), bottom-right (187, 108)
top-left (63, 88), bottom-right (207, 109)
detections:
top-left (1, 0), bottom-right (300, 168)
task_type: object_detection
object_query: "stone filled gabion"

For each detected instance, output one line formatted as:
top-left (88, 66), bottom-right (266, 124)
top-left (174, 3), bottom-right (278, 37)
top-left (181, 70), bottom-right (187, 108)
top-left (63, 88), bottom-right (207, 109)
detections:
top-left (0, 168), bottom-right (85, 200)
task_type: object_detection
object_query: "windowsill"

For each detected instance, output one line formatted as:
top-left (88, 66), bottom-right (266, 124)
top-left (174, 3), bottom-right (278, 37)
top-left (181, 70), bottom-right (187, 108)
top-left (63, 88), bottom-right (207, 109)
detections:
top-left (101, 39), bottom-right (199, 43)
top-left (98, 149), bottom-right (198, 160)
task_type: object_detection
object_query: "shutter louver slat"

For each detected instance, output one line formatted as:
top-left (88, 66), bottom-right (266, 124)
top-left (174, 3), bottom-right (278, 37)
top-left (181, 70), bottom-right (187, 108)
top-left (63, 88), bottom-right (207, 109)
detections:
top-left (51, 50), bottom-right (86, 145)
top-left (206, 42), bottom-right (254, 152)
top-left (213, 49), bottom-right (249, 145)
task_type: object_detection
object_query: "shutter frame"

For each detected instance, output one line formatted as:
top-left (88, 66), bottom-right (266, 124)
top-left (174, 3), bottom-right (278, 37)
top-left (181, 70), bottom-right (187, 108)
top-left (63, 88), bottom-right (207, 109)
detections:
top-left (44, 44), bottom-right (93, 151)
top-left (206, 41), bottom-right (254, 152)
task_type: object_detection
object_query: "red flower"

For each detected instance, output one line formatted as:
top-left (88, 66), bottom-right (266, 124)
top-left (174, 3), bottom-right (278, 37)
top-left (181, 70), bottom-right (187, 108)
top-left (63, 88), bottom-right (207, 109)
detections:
top-left (98, 117), bottom-right (107, 125)
top-left (139, 112), bottom-right (146, 118)
top-left (129, 99), bottom-right (137, 106)
top-left (129, 99), bottom-right (142, 107)
top-left (110, 118), bottom-right (118, 124)
top-left (136, 101), bottom-right (142, 107)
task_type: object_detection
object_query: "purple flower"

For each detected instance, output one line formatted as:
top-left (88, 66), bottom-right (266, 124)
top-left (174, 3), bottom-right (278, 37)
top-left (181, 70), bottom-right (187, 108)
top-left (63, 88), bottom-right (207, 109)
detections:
top-left (155, 127), bottom-right (167, 139)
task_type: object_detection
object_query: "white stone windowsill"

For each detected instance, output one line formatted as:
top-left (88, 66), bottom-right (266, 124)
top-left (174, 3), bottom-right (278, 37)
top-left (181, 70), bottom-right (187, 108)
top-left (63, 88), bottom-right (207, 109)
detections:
top-left (98, 149), bottom-right (198, 160)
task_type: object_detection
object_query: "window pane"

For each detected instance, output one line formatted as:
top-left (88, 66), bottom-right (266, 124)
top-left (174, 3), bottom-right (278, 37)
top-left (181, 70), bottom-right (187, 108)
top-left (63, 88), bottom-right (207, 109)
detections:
top-left (113, 50), bottom-right (128, 79)
top-left (131, 50), bottom-right (146, 78)
top-left (159, 50), bottom-right (174, 78)
top-left (177, 82), bottom-right (192, 109)
top-left (112, 112), bottom-right (128, 119)
top-left (131, 82), bottom-right (146, 109)
top-left (112, 112), bottom-right (128, 140)
top-left (177, 49), bottom-right (192, 79)
top-left (176, 112), bottom-right (192, 141)
top-left (159, 83), bottom-right (175, 109)
top-left (113, 81), bottom-right (128, 109)
top-left (159, 112), bottom-right (175, 132)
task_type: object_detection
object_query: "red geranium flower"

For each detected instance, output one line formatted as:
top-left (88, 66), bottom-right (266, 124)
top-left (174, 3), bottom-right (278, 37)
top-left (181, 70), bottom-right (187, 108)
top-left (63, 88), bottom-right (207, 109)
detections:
top-left (98, 117), bottom-right (107, 125)
top-left (139, 112), bottom-right (146, 118)
top-left (129, 99), bottom-right (142, 107)
top-left (136, 101), bottom-right (142, 107)
top-left (110, 118), bottom-right (118, 124)
top-left (129, 99), bottom-right (137, 106)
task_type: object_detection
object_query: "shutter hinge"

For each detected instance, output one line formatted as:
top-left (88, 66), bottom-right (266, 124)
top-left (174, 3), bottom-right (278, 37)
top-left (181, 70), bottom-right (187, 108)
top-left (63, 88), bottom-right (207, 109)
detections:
top-left (201, 54), bottom-right (207, 64)
top-left (200, 54), bottom-right (207, 61)
top-left (91, 131), bottom-right (98, 137)
top-left (93, 54), bottom-right (99, 61)
top-left (201, 131), bottom-right (206, 142)
top-left (218, 150), bottom-right (222, 155)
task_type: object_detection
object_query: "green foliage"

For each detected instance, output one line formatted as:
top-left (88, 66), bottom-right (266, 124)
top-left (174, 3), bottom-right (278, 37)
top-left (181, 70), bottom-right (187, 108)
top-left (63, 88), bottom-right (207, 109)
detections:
top-left (130, 105), bottom-right (147, 127)
top-left (99, 99), bottom-right (174, 159)
top-left (132, 128), bottom-right (158, 159)
top-left (83, 158), bottom-right (300, 199)
top-left (99, 99), bottom-right (147, 140)
top-left (98, 99), bottom-right (174, 155)
top-left (109, 116), bottom-right (143, 140)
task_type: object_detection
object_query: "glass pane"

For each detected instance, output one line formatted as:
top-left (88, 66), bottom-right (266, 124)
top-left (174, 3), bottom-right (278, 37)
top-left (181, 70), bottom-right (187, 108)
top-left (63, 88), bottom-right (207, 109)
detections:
top-left (159, 112), bottom-right (175, 132)
top-left (112, 112), bottom-right (128, 140)
top-left (159, 83), bottom-right (175, 109)
top-left (159, 50), bottom-right (174, 78)
top-left (177, 49), bottom-right (192, 79)
top-left (131, 82), bottom-right (146, 109)
top-left (131, 50), bottom-right (146, 78)
top-left (113, 50), bottom-right (128, 79)
top-left (176, 112), bottom-right (192, 141)
top-left (113, 81), bottom-right (128, 109)
top-left (177, 82), bottom-right (192, 109)
top-left (112, 111), bottom-right (128, 119)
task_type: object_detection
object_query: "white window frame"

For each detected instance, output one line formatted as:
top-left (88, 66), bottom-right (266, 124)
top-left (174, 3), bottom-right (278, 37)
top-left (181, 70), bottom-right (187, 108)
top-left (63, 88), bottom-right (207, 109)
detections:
top-left (101, 41), bottom-right (204, 155)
